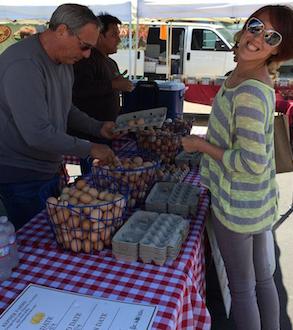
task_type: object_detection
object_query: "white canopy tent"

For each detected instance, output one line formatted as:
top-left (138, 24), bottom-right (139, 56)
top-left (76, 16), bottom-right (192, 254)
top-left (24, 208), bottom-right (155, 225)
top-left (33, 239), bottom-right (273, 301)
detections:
top-left (0, 0), bottom-right (134, 75)
top-left (137, 0), bottom-right (293, 19)
top-left (0, 0), bottom-right (132, 22)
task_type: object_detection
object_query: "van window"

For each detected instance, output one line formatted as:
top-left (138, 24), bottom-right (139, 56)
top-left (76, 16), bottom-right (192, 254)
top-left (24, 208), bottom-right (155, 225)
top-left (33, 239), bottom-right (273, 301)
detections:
top-left (191, 28), bottom-right (229, 51)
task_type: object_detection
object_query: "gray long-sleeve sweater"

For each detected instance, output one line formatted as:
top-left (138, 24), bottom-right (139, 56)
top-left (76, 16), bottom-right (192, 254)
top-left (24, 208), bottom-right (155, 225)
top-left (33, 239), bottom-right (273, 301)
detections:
top-left (0, 34), bottom-right (103, 179)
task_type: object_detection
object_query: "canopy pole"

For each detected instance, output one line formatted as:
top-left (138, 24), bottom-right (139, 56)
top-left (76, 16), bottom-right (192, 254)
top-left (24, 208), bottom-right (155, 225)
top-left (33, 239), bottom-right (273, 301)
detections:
top-left (128, 20), bottom-right (132, 77)
top-left (134, 4), bottom-right (139, 79)
top-left (166, 23), bottom-right (169, 80)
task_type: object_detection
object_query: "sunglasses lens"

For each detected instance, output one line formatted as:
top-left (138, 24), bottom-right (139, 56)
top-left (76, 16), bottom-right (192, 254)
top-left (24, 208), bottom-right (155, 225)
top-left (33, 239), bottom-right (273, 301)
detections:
top-left (264, 31), bottom-right (282, 47)
top-left (247, 18), bottom-right (263, 34)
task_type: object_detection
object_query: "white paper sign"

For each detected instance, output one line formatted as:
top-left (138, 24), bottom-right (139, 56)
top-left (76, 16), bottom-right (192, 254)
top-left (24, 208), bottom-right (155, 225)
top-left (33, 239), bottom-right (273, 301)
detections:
top-left (0, 284), bottom-right (158, 330)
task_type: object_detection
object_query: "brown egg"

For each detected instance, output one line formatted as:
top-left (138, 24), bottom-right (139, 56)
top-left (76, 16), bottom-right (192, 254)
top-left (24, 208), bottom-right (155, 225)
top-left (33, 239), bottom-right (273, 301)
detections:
top-left (67, 215), bottom-right (80, 229)
top-left (136, 118), bottom-right (145, 126)
top-left (71, 228), bottom-right (86, 240)
top-left (51, 208), bottom-right (70, 224)
top-left (72, 190), bottom-right (83, 199)
top-left (102, 211), bottom-right (114, 226)
top-left (75, 179), bottom-right (87, 190)
top-left (62, 230), bottom-right (72, 243)
top-left (83, 207), bottom-right (92, 216)
top-left (82, 239), bottom-right (92, 253)
top-left (128, 119), bottom-right (136, 127)
top-left (46, 196), bottom-right (58, 209)
top-left (88, 188), bottom-right (99, 199)
top-left (100, 227), bottom-right (111, 241)
top-left (93, 240), bottom-right (104, 251)
top-left (104, 239), bottom-right (112, 247)
top-left (90, 209), bottom-right (103, 221)
top-left (88, 231), bottom-right (99, 242)
top-left (68, 196), bottom-right (79, 206)
top-left (71, 239), bottom-right (82, 253)
top-left (79, 193), bottom-right (93, 204)
top-left (81, 219), bottom-right (91, 231)
top-left (82, 184), bottom-right (91, 193)
top-left (112, 206), bottom-right (123, 219)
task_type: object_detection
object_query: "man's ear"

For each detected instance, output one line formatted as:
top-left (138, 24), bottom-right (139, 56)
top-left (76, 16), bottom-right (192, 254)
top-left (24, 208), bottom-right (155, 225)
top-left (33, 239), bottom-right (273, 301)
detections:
top-left (55, 24), bottom-right (69, 37)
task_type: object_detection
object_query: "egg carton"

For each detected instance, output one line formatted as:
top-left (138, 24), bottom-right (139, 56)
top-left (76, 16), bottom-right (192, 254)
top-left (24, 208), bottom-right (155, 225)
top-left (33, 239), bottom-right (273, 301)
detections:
top-left (139, 214), bottom-right (189, 265)
top-left (145, 182), bottom-right (175, 213)
top-left (168, 183), bottom-right (201, 217)
top-left (145, 182), bottom-right (200, 217)
top-left (112, 211), bottom-right (157, 260)
top-left (112, 211), bottom-right (189, 265)
top-left (160, 167), bottom-right (190, 183)
top-left (113, 107), bottom-right (167, 133)
top-left (175, 151), bottom-right (202, 168)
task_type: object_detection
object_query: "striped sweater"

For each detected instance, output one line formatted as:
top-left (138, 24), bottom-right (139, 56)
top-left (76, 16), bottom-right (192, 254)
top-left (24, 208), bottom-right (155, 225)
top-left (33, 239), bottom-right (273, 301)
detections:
top-left (200, 79), bottom-right (278, 233)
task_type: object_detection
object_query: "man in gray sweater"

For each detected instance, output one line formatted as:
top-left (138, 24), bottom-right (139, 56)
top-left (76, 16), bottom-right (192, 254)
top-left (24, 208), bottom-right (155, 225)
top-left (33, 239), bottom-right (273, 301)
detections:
top-left (0, 4), bottom-right (117, 229)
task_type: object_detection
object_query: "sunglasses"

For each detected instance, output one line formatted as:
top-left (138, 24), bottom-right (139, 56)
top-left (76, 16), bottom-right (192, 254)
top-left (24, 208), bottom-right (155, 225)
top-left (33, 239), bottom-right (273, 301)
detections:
top-left (75, 34), bottom-right (95, 51)
top-left (246, 17), bottom-right (282, 47)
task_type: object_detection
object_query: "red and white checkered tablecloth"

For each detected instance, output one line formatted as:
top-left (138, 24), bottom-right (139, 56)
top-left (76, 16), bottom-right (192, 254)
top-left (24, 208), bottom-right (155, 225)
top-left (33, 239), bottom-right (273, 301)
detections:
top-left (15, 168), bottom-right (209, 300)
top-left (0, 168), bottom-right (211, 329)
top-left (0, 248), bottom-right (210, 329)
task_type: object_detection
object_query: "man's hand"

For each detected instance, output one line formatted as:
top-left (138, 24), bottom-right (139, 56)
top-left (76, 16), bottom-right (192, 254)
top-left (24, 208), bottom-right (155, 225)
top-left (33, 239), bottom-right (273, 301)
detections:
top-left (100, 121), bottom-right (116, 139)
top-left (112, 75), bottom-right (134, 92)
top-left (90, 143), bottom-right (115, 165)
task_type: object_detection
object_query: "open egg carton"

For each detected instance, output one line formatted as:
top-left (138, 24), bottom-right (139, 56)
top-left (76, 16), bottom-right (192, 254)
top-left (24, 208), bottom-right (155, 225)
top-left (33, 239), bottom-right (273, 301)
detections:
top-left (112, 210), bottom-right (189, 265)
top-left (175, 151), bottom-right (202, 168)
top-left (145, 182), bottom-right (201, 217)
top-left (156, 163), bottom-right (190, 183)
top-left (113, 107), bottom-right (167, 133)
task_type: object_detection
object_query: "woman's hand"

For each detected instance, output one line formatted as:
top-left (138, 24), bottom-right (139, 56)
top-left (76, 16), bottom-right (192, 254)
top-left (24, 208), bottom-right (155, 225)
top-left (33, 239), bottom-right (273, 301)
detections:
top-left (181, 135), bottom-right (206, 153)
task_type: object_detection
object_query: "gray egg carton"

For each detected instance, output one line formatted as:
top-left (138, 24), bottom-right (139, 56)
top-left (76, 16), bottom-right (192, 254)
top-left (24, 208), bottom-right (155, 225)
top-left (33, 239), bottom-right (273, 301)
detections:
top-left (112, 211), bottom-right (189, 265)
top-left (113, 107), bottom-right (167, 133)
top-left (168, 183), bottom-right (201, 217)
top-left (145, 182), bottom-right (201, 217)
top-left (175, 151), bottom-right (202, 167)
top-left (145, 182), bottom-right (175, 213)
top-left (160, 167), bottom-right (189, 183)
top-left (112, 211), bottom-right (157, 261)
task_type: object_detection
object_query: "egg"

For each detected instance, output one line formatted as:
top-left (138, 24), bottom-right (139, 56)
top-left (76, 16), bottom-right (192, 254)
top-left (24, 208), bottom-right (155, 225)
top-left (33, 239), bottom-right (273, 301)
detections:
top-left (68, 196), bottom-right (78, 206)
top-left (67, 215), bottom-right (80, 229)
top-left (72, 190), bottom-right (83, 199)
top-left (62, 230), bottom-right (72, 242)
top-left (82, 184), bottom-right (91, 193)
top-left (82, 239), bottom-right (92, 253)
top-left (79, 193), bottom-right (93, 204)
top-left (62, 186), bottom-right (70, 194)
top-left (71, 239), bottom-right (82, 253)
top-left (88, 231), bottom-right (99, 242)
top-left (128, 119), bottom-right (136, 127)
top-left (75, 179), bottom-right (87, 190)
top-left (46, 196), bottom-right (58, 208)
top-left (136, 118), bottom-right (145, 126)
top-left (93, 240), bottom-right (104, 251)
top-left (81, 219), bottom-right (91, 231)
top-left (90, 209), bottom-right (103, 220)
top-left (88, 187), bottom-right (99, 199)
top-left (112, 206), bottom-right (123, 218)
top-left (100, 227), bottom-right (111, 241)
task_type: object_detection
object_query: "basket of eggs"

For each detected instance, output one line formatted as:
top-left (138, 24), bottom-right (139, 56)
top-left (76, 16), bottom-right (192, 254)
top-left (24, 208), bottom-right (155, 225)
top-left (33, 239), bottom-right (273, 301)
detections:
top-left (40, 174), bottom-right (129, 254)
top-left (92, 152), bottom-right (159, 209)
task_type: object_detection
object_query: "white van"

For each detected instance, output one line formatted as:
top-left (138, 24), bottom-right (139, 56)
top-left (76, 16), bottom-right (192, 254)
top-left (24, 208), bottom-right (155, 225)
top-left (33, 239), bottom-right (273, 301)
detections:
top-left (144, 22), bottom-right (236, 79)
top-left (111, 22), bottom-right (236, 79)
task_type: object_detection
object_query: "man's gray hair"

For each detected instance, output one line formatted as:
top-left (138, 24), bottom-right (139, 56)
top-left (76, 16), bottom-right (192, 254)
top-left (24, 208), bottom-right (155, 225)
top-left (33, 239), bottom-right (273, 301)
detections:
top-left (49, 3), bottom-right (102, 34)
